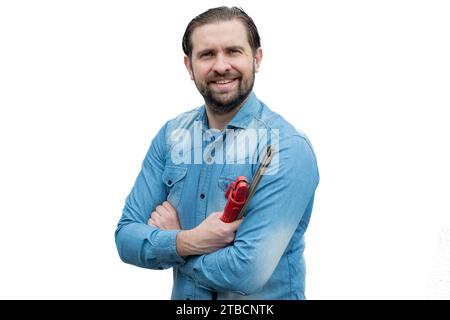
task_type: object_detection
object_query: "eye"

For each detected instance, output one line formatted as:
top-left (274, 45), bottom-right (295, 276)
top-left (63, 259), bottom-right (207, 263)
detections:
top-left (229, 49), bottom-right (241, 55)
top-left (200, 52), bottom-right (213, 59)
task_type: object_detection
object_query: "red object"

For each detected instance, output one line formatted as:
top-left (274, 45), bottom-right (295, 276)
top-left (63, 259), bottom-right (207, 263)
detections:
top-left (220, 176), bottom-right (248, 223)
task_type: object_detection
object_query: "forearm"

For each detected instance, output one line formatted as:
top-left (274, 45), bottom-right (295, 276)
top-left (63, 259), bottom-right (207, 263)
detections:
top-left (175, 211), bottom-right (241, 257)
top-left (179, 219), bottom-right (301, 295)
top-left (176, 230), bottom-right (200, 257)
top-left (179, 243), bottom-right (269, 295)
top-left (115, 221), bottom-right (185, 269)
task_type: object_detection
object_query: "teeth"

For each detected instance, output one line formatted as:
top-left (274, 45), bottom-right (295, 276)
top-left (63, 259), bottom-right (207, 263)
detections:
top-left (215, 79), bottom-right (233, 84)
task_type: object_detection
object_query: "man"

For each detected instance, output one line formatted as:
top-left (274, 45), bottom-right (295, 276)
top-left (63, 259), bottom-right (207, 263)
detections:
top-left (115, 6), bottom-right (319, 300)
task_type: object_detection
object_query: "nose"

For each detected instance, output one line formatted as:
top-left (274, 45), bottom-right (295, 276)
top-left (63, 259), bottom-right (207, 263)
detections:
top-left (212, 53), bottom-right (231, 74)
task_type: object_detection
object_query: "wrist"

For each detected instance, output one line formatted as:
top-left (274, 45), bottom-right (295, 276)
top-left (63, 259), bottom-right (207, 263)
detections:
top-left (176, 229), bottom-right (197, 257)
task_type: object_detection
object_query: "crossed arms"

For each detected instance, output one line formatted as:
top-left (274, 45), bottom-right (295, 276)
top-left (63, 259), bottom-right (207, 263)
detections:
top-left (115, 125), bottom-right (319, 294)
top-left (148, 200), bottom-right (242, 257)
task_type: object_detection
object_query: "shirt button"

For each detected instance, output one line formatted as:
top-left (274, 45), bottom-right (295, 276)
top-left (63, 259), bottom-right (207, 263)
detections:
top-left (206, 157), bottom-right (212, 163)
top-left (200, 193), bottom-right (205, 199)
top-left (167, 180), bottom-right (172, 185)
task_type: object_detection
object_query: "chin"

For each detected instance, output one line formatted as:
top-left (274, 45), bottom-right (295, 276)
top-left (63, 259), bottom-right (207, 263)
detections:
top-left (215, 94), bottom-right (238, 104)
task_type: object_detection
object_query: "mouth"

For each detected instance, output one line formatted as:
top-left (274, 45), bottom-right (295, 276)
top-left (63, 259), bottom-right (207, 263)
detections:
top-left (209, 78), bottom-right (239, 91)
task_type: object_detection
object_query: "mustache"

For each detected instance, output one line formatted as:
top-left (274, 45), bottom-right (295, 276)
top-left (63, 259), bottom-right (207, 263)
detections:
top-left (207, 72), bottom-right (241, 83)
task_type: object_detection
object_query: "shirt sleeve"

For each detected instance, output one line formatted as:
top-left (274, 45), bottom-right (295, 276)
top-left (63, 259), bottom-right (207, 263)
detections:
top-left (179, 135), bottom-right (319, 295)
top-left (115, 123), bottom-right (185, 269)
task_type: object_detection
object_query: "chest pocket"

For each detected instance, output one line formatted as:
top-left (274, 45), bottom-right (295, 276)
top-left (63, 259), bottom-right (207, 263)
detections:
top-left (162, 165), bottom-right (187, 208)
top-left (217, 164), bottom-right (254, 211)
top-left (218, 164), bottom-right (255, 189)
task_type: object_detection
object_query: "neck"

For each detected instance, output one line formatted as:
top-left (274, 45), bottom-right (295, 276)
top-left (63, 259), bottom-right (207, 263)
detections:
top-left (205, 106), bottom-right (240, 131)
top-left (205, 95), bottom-right (250, 130)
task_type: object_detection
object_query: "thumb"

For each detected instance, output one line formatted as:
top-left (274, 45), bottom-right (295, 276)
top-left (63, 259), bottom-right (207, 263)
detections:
top-left (210, 212), bottom-right (223, 219)
top-left (229, 218), bottom-right (243, 230)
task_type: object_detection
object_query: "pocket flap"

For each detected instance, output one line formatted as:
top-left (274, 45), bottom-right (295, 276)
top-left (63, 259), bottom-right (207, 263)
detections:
top-left (218, 176), bottom-right (236, 192)
top-left (162, 166), bottom-right (187, 187)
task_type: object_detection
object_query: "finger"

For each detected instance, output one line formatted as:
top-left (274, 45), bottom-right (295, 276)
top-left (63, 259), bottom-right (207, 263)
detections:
top-left (162, 201), bottom-right (176, 214)
top-left (151, 211), bottom-right (161, 221)
top-left (152, 208), bottom-right (162, 217)
top-left (155, 205), bottom-right (169, 216)
top-left (148, 218), bottom-right (157, 227)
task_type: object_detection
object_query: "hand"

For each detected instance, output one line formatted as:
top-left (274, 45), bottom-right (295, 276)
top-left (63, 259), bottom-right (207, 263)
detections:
top-left (176, 212), bottom-right (243, 257)
top-left (148, 201), bottom-right (181, 230)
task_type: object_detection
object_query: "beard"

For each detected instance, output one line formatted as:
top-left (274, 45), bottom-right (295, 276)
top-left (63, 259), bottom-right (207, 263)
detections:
top-left (193, 65), bottom-right (255, 115)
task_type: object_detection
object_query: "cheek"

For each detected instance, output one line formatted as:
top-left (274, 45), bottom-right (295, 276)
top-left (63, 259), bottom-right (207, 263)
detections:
top-left (233, 60), bottom-right (254, 76)
top-left (192, 63), bottom-right (212, 80)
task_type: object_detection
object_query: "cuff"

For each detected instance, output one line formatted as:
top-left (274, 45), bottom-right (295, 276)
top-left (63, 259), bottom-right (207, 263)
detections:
top-left (151, 230), bottom-right (185, 265)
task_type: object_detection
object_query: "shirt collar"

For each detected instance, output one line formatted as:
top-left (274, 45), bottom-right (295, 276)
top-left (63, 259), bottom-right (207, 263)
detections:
top-left (195, 91), bottom-right (260, 130)
top-left (227, 92), bottom-right (260, 129)
top-left (196, 106), bottom-right (209, 129)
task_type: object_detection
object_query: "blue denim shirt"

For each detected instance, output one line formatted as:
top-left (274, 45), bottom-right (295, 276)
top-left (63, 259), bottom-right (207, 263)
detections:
top-left (115, 92), bottom-right (319, 299)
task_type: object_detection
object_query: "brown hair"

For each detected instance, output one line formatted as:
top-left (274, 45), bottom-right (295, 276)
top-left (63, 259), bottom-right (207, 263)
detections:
top-left (182, 6), bottom-right (261, 58)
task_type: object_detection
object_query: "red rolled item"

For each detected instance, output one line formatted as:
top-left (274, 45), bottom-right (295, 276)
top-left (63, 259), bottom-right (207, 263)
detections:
top-left (220, 176), bottom-right (248, 223)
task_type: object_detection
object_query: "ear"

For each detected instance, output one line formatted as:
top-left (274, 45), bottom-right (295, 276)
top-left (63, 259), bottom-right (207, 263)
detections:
top-left (254, 47), bottom-right (263, 73)
top-left (184, 56), bottom-right (194, 80)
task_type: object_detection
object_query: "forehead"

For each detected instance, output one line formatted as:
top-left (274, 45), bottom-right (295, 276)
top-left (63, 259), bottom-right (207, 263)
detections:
top-left (191, 19), bottom-right (250, 52)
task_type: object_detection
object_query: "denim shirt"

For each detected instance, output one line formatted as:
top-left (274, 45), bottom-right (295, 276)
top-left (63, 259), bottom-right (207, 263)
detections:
top-left (115, 92), bottom-right (319, 300)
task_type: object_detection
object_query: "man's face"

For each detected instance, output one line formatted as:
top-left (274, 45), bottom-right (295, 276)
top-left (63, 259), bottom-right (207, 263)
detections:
top-left (185, 19), bottom-right (262, 115)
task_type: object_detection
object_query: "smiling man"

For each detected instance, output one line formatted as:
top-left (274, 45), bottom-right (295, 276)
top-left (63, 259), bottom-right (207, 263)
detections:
top-left (115, 7), bottom-right (320, 300)
top-left (184, 17), bottom-right (261, 126)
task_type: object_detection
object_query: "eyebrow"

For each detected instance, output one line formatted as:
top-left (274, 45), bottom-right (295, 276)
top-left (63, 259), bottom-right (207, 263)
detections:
top-left (227, 46), bottom-right (245, 52)
top-left (196, 49), bottom-right (214, 58)
top-left (196, 46), bottom-right (246, 58)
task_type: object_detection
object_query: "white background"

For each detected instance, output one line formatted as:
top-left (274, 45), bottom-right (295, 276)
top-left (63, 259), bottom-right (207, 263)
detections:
top-left (1, 0), bottom-right (449, 299)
